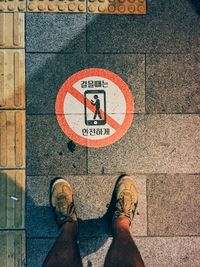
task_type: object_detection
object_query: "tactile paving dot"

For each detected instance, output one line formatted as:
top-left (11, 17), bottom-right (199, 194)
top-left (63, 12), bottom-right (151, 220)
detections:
top-left (27, 0), bottom-right (86, 12)
top-left (87, 0), bottom-right (146, 14)
top-left (0, 0), bottom-right (26, 12)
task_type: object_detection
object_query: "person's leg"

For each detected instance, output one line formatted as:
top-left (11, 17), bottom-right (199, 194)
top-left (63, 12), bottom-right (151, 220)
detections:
top-left (42, 222), bottom-right (82, 267)
top-left (98, 109), bottom-right (102, 119)
top-left (42, 178), bottom-right (83, 267)
top-left (93, 110), bottom-right (97, 119)
top-left (104, 176), bottom-right (145, 267)
top-left (104, 218), bottom-right (144, 267)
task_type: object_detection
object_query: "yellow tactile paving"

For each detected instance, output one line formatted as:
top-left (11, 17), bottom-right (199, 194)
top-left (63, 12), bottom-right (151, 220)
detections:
top-left (87, 0), bottom-right (146, 14)
top-left (27, 0), bottom-right (86, 12)
top-left (0, 0), bottom-right (26, 12)
top-left (0, 231), bottom-right (26, 266)
top-left (0, 13), bottom-right (24, 48)
top-left (0, 110), bottom-right (25, 168)
top-left (0, 50), bottom-right (25, 109)
top-left (0, 170), bottom-right (25, 229)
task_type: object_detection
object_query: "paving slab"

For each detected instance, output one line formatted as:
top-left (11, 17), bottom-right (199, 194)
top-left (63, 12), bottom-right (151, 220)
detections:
top-left (0, 0), bottom-right (26, 12)
top-left (0, 13), bottom-right (24, 48)
top-left (26, 238), bottom-right (55, 267)
top-left (136, 237), bottom-right (200, 267)
top-left (87, 0), bottom-right (199, 53)
top-left (146, 54), bottom-right (200, 114)
top-left (88, 114), bottom-right (200, 174)
top-left (86, 237), bottom-right (200, 267)
top-left (0, 50), bottom-right (25, 109)
top-left (147, 174), bottom-right (200, 236)
top-left (0, 170), bottom-right (25, 229)
top-left (87, 0), bottom-right (146, 14)
top-left (87, 237), bottom-right (112, 267)
top-left (27, 238), bottom-right (88, 267)
top-left (26, 13), bottom-right (86, 53)
top-left (26, 53), bottom-right (145, 114)
top-left (0, 231), bottom-right (26, 267)
top-left (26, 115), bottom-right (87, 175)
top-left (26, 175), bottom-right (146, 237)
top-left (27, 0), bottom-right (86, 12)
top-left (0, 110), bottom-right (25, 168)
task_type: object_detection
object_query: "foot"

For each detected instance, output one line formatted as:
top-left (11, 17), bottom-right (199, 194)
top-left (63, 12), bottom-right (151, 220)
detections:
top-left (113, 176), bottom-right (138, 226)
top-left (50, 178), bottom-right (77, 227)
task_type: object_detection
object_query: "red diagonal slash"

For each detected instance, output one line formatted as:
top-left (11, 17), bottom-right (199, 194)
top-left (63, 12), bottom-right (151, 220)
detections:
top-left (68, 86), bottom-right (121, 131)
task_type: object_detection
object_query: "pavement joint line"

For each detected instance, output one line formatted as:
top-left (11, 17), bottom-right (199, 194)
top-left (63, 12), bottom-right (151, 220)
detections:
top-left (86, 146), bottom-right (89, 174)
top-left (0, 168), bottom-right (26, 170)
top-left (26, 234), bottom-right (200, 238)
top-left (26, 173), bottom-right (200, 176)
top-left (26, 173), bottom-right (200, 177)
top-left (26, 113), bottom-right (200, 115)
top-left (144, 53), bottom-right (147, 114)
top-left (145, 172), bottom-right (149, 236)
top-left (23, 51), bottom-right (198, 55)
top-left (82, 51), bottom-right (196, 55)
top-left (0, 229), bottom-right (25, 231)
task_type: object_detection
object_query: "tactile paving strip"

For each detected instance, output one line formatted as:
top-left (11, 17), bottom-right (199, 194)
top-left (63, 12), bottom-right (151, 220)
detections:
top-left (0, 13), bottom-right (24, 48)
top-left (0, 50), bottom-right (25, 109)
top-left (0, 170), bottom-right (25, 229)
top-left (87, 0), bottom-right (146, 14)
top-left (0, 0), bottom-right (26, 12)
top-left (27, 0), bottom-right (86, 12)
top-left (0, 110), bottom-right (25, 168)
top-left (0, 231), bottom-right (25, 266)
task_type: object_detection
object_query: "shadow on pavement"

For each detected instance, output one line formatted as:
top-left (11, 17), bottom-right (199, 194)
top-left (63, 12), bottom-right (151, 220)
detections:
top-left (188, 0), bottom-right (200, 15)
top-left (26, 174), bottom-right (127, 266)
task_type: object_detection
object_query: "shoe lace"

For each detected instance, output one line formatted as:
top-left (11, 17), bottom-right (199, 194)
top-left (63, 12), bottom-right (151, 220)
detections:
top-left (56, 194), bottom-right (69, 214)
top-left (115, 191), bottom-right (134, 219)
top-left (56, 194), bottom-right (76, 217)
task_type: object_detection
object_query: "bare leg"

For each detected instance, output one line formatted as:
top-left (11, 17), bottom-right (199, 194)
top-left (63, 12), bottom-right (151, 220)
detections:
top-left (104, 218), bottom-right (145, 267)
top-left (42, 222), bottom-right (82, 267)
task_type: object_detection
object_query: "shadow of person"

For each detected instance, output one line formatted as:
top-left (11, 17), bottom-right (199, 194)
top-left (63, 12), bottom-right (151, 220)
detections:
top-left (78, 174), bottom-right (126, 239)
top-left (188, 0), bottom-right (200, 15)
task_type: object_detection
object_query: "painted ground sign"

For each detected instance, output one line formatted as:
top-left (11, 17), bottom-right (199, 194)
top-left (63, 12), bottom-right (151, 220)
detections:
top-left (55, 68), bottom-right (134, 148)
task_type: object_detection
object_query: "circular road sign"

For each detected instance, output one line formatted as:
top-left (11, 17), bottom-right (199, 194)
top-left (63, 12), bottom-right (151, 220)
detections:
top-left (55, 68), bottom-right (134, 148)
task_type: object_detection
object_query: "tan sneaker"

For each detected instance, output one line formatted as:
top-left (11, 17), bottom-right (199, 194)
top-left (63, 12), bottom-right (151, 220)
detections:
top-left (113, 175), bottom-right (138, 225)
top-left (50, 178), bottom-right (77, 227)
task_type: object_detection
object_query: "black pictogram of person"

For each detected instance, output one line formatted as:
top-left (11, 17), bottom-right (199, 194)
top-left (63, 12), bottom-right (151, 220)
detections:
top-left (91, 95), bottom-right (102, 120)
